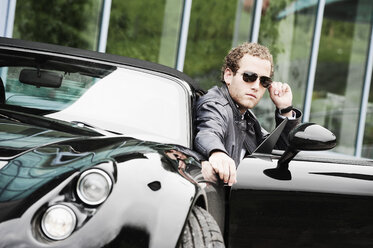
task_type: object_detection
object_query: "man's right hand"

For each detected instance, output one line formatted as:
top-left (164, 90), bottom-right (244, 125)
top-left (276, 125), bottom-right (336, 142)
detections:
top-left (208, 151), bottom-right (237, 186)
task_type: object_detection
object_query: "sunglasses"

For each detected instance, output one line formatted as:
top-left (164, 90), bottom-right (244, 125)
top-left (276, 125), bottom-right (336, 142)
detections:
top-left (241, 71), bottom-right (272, 88)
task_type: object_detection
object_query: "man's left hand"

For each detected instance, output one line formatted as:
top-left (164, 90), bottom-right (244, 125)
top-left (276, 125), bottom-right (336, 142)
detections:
top-left (201, 161), bottom-right (218, 183)
top-left (268, 81), bottom-right (293, 117)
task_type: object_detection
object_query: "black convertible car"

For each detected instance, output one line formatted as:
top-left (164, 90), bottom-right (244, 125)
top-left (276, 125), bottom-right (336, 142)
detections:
top-left (0, 37), bottom-right (372, 248)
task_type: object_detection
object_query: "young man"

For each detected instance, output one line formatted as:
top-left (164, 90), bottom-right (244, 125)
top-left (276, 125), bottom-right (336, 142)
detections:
top-left (194, 42), bottom-right (302, 186)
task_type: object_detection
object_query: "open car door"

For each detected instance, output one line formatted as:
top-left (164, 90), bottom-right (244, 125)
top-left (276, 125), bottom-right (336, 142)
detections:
top-left (227, 123), bottom-right (373, 247)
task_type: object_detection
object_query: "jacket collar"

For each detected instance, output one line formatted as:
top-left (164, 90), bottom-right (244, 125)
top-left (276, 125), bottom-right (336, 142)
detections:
top-left (221, 84), bottom-right (258, 122)
top-left (221, 84), bottom-right (247, 120)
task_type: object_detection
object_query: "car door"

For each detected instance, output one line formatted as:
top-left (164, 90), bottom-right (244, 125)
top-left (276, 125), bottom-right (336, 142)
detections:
top-left (227, 153), bottom-right (373, 248)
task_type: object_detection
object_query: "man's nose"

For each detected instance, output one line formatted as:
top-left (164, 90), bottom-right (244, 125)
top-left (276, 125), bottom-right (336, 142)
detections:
top-left (250, 78), bottom-right (260, 89)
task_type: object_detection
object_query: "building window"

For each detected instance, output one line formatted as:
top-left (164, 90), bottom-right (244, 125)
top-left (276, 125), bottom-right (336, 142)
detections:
top-left (12, 0), bottom-right (103, 50)
top-left (183, 0), bottom-right (239, 90)
top-left (311, 0), bottom-right (373, 155)
top-left (106, 0), bottom-right (183, 68)
top-left (363, 67), bottom-right (373, 158)
top-left (254, 0), bottom-right (318, 130)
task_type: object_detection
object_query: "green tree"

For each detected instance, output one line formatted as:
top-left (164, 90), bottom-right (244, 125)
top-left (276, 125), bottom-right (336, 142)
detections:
top-left (183, 0), bottom-right (236, 90)
top-left (106, 0), bottom-right (166, 62)
top-left (13, 0), bottom-right (101, 50)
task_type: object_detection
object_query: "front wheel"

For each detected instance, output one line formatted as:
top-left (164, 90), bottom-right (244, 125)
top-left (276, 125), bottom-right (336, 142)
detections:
top-left (178, 206), bottom-right (225, 248)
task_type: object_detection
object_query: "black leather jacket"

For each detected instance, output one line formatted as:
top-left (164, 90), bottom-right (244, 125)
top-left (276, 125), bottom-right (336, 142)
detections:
top-left (194, 84), bottom-right (302, 167)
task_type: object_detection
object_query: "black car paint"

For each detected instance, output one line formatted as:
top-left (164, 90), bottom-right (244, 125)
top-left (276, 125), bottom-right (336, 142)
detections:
top-left (0, 118), bottom-right (218, 247)
top-left (229, 154), bottom-right (373, 247)
top-left (228, 124), bottom-right (373, 247)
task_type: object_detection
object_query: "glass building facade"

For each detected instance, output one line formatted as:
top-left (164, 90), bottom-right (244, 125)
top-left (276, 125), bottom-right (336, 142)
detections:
top-left (1, 0), bottom-right (373, 158)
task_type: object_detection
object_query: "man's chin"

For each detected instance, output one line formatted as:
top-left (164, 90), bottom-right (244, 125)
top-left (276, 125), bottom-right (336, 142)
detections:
top-left (236, 99), bottom-right (259, 112)
top-left (244, 102), bottom-right (258, 110)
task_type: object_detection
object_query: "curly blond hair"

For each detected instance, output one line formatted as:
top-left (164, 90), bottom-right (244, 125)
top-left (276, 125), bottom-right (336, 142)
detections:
top-left (220, 42), bottom-right (273, 83)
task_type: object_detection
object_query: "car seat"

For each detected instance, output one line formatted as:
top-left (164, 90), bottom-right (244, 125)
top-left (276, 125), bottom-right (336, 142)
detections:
top-left (0, 77), bottom-right (5, 104)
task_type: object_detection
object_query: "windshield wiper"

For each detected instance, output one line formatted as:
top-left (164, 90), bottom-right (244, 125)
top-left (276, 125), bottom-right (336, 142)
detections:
top-left (0, 112), bottom-right (20, 123)
top-left (0, 108), bottom-right (102, 136)
top-left (70, 121), bottom-right (121, 136)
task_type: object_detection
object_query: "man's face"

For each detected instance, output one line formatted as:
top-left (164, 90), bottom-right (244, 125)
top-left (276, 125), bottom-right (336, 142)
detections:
top-left (224, 54), bottom-right (271, 114)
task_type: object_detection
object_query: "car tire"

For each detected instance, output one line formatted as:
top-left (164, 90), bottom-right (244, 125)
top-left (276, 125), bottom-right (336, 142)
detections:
top-left (178, 205), bottom-right (225, 248)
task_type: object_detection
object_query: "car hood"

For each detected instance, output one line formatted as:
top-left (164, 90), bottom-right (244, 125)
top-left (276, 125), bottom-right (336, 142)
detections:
top-left (0, 119), bottom-right (81, 160)
top-left (0, 118), bottom-right (175, 206)
top-left (0, 118), bottom-right (200, 248)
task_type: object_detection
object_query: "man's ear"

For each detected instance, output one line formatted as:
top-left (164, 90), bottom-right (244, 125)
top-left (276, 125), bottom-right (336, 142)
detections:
top-left (224, 68), bottom-right (233, 86)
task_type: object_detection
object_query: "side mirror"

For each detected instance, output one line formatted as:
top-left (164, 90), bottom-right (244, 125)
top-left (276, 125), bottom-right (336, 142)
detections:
top-left (288, 122), bottom-right (337, 151)
top-left (264, 123), bottom-right (336, 180)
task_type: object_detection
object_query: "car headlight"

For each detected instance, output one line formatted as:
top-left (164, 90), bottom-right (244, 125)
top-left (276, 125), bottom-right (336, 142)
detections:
top-left (76, 169), bottom-right (112, 205)
top-left (41, 205), bottom-right (76, 240)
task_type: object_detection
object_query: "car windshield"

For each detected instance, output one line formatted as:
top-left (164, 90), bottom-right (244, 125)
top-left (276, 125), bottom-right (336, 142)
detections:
top-left (0, 50), bottom-right (190, 147)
